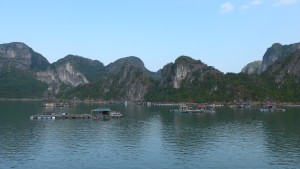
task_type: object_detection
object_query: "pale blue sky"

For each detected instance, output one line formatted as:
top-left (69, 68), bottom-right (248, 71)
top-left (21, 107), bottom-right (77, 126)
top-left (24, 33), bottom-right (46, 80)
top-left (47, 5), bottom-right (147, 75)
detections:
top-left (1, 0), bottom-right (300, 73)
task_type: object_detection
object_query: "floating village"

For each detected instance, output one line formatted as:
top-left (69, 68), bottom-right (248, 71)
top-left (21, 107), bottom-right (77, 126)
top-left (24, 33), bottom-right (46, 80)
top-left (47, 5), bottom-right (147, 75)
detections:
top-left (30, 99), bottom-right (287, 120)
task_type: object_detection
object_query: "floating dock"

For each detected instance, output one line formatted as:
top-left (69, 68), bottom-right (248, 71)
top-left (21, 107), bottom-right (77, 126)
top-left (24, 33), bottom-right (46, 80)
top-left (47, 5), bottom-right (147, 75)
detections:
top-left (30, 113), bottom-right (101, 120)
top-left (30, 108), bottom-right (123, 120)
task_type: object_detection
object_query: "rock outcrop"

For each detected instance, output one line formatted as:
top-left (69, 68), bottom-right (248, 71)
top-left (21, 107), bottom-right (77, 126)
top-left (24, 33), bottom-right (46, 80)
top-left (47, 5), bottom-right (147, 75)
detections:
top-left (97, 57), bottom-right (156, 101)
top-left (264, 50), bottom-right (300, 83)
top-left (36, 61), bottom-right (90, 93)
top-left (241, 61), bottom-right (262, 74)
top-left (0, 43), bottom-right (104, 94)
top-left (62, 56), bottom-right (157, 101)
top-left (53, 55), bottom-right (105, 82)
top-left (36, 69), bottom-right (60, 93)
top-left (106, 56), bottom-right (160, 80)
top-left (258, 42), bottom-right (300, 73)
top-left (160, 56), bottom-right (223, 88)
top-left (37, 55), bottom-right (104, 93)
top-left (0, 42), bottom-right (50, 71)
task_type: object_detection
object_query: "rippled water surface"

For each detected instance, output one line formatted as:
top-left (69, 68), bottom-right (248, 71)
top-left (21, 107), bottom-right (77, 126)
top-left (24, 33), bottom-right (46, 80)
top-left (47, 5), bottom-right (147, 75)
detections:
top-left (1, 101), bottom-right (300, 169)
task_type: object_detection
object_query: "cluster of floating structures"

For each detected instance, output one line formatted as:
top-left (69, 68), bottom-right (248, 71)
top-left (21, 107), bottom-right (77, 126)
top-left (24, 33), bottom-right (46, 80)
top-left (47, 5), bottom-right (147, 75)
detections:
top-left (229, 104), bottom-right (251, 109)
top-left (30, 108), bottom-right (122, 120)
top-left (170, 103), bottom-right (286, 113)
top-left (227, 102), bottom-right (287, 112)
top-left (41, 102), bottom-right (72, 107)
top-left (170, 105), bottom-right (216, 113)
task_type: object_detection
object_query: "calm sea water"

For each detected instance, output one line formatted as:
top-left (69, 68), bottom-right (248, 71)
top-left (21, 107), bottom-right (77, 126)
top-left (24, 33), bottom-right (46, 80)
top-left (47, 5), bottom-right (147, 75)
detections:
top-left (0, 101), bottom-right (300, 169)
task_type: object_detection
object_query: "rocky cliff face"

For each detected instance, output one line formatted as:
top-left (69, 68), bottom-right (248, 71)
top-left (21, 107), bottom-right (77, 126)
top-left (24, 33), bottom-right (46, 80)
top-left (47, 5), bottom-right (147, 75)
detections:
top-left (55, 62), bottom-right (89, 86)
top-left (54, 55), bottom-right (105, 82)
top-left (36, 69), bottom-right (60, 93)
top-left (160, 56), bottom-right (223, 88)
top-left (106, 56), bottom-right (160, 80)
top-left (0, 42), bottom-right (50, 71)
top-left (98, 57), bottom-right (156, 101)
top-left (264, 50), bottom-right (300, 83)
top-left (37, 55), bottom-right (104, 93)
top-left (36, 62), bottom-right (90, 93)
top-left (258, 42), bottom-right (300, 73)
top-left (241, 61), bottom-right (262, 74)
top-left (106, 56), bottom-right (145, 72)
top-left (62, 56), bottom-right (157, 101)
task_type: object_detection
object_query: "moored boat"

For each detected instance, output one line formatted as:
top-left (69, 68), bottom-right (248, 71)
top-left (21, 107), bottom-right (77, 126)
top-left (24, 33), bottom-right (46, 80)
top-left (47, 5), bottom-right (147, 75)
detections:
top-left (260, 104), bottom-right (285, 112)
top-left (196, 105), bottom-right (216, 113)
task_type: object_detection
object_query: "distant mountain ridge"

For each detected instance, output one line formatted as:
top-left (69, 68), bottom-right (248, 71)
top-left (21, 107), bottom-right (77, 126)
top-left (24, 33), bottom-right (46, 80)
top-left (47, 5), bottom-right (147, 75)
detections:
top-left (0, 42), bottom-right (160, 99)
top-left (1, 41), bottom-right (300, 102)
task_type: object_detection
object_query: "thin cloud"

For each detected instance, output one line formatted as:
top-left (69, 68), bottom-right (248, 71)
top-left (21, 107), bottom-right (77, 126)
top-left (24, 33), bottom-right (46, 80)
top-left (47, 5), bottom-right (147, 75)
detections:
top-left (221, 2), bottom-right (235, 13)
top-left (241, 0), bottom-right (263, 10)
top-left (274, 0), bottom-right (298, 6)
top-left (251, 0), bottom-right (263, 5)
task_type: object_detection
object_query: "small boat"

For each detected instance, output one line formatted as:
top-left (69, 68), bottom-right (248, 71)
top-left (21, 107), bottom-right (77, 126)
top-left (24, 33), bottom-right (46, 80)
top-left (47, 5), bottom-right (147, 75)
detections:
top-left (196, 105), bottom-right (216, 113)
top-left (110, 111), bottom-right (123, 118)
top-left (260, 104), bottom-right (285, 112)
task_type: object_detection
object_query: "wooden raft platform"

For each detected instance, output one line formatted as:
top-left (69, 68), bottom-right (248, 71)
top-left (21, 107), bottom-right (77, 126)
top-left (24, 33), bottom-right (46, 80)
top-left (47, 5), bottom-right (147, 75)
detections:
top-left (30, 114), bottom-right (100, 120)
top-left (31, 108), bottom-right (123, 120)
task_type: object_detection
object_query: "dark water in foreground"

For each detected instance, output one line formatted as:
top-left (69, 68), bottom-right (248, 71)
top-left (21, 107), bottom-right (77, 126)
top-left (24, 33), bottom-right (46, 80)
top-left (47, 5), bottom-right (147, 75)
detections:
top-left (0, 101), bottom-right (300, 169)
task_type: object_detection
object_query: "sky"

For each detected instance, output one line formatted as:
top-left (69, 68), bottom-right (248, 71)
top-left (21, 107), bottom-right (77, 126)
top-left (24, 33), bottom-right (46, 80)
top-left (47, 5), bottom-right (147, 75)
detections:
top-left (1, 0), bottom-right (300, 73)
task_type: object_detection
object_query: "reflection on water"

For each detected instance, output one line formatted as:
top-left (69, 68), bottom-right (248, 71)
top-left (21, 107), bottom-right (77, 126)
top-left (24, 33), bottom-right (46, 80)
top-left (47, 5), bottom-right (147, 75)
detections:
top-left (262, 109), bottom-right (300, 168)
top-left (0, 102), bottom-right (300, 169)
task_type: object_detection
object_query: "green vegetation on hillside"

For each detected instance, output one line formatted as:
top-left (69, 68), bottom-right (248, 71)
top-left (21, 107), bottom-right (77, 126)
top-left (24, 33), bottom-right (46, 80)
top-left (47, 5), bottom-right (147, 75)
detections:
top-left (0, 67), bottom-right (47, 98)
top-left (58, 53), bottom-right (300, 103)
top-left (145, 72), bottom-right (300, 103)
top-left (1, 42), bottom-right (300, 102)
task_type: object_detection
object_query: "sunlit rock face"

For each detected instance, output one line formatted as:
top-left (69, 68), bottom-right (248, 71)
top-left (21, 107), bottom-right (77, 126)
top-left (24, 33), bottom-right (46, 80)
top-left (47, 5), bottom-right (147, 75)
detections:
top-left (37, 62), bottom-right (89, 93)
top-left (55, 62), bottom-right (89, 86)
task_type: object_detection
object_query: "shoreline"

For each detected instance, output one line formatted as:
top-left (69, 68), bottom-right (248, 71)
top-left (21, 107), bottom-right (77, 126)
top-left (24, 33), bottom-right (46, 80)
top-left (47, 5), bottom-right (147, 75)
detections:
top-left (0, 98), bottom-right (300, 107)
top-left (0, 98), bottom-right (43, 101)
